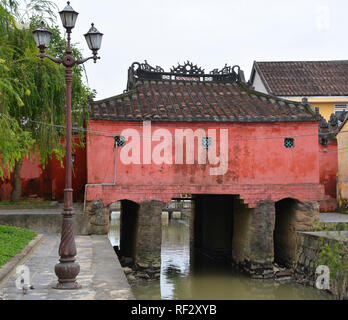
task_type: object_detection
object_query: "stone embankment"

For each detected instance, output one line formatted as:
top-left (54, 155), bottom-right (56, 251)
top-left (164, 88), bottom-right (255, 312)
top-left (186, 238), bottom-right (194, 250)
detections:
top-left (294, 231), bottom-right (348, 300)
top-left (114, 248), bottom-right (161, 284)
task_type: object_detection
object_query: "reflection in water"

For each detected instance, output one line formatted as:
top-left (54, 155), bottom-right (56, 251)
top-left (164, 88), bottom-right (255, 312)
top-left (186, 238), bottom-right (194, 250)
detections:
top-left (160, 219), bottom-right (190, 300)
top-left (108, 212), bottom-right (333, 300)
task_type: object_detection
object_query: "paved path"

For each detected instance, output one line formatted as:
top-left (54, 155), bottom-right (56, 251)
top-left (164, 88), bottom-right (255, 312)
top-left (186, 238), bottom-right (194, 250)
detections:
top-left (319, 212), bottom-right (348, 223)
top-left (0, 234), bottom-right (135, 300)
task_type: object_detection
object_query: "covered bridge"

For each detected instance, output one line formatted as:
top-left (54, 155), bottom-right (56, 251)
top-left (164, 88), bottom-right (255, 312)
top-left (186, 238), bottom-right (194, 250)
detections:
top-left (86, 61), bottom-right (325, 277)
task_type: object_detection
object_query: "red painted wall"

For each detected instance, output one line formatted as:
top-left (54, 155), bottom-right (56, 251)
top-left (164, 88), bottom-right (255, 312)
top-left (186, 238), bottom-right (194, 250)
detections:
top-left (0, 121), bottom-right (337, 209)
top-left (0, 136), bottom-right (86, 202)
top-left (50, 136), bottom-right (87, 201)
top-left (86, 120), bottom-right (325, 207)
top-left (319, 140), bottom-right (338, 212)
top-left (0, 155), bottom-right (51, 201)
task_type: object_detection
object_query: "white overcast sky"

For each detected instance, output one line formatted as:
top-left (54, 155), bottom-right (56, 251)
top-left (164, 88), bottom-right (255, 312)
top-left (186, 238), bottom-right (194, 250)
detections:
top-left (49, 0), bottom-right (345, 100)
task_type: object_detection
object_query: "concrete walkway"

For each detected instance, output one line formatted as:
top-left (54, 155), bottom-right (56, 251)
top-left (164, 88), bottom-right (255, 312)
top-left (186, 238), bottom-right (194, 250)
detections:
top-left (0, 203), bottom-right (84, 215)
top-left (319, 212), bottom-right (348, 223)
top-left (0, 204), bottom-right (90, 235)
top-left (0, 234), bottom-right (135, 300)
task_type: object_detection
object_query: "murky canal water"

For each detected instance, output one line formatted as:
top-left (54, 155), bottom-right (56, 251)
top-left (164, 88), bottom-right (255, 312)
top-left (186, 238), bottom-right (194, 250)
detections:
top-left (108, 212), bottom-right (333, 300)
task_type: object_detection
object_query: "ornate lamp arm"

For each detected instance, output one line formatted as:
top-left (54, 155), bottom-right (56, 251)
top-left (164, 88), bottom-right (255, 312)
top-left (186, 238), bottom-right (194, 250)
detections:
top-left (38, 54), bottom-right (100, 66)
top-left (77, 55), bottom-right (101, 65)
top-left (37, 54), bottom-right (63, 64)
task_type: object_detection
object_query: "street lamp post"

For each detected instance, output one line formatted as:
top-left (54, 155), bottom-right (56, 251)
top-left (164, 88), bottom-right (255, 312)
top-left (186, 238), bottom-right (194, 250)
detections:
top-left (33, 2), bottom-right (103, 290)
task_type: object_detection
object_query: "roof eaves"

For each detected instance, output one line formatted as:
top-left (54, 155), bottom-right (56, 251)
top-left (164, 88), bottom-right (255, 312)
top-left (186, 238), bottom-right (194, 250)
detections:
top-left (89, 115), bottom-right (321, 123)
top-left (91, 89), bottom-right (137, 105)
top-left (241, 83), bottom-right (319, 121)
top-left (253, 62), bottom-right (274, 95)
top-left (241, 82), bottom-right (298, 105)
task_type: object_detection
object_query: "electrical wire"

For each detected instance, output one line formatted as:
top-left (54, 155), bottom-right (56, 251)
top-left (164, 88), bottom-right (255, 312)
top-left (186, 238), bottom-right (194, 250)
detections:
top-left (25, 118), bottom-right (348, 140)
top-left (2, 113), bottom-right (348, 152)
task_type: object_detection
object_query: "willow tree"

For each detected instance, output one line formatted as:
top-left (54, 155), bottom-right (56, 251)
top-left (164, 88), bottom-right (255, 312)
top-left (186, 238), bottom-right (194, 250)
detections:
top-left (0, 0), bottom-right (94, 201)
top-left (0, 1), bottom-right (34, 182)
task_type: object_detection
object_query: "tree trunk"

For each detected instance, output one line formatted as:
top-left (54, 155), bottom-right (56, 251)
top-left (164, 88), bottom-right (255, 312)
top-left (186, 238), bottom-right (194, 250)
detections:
top-left (11, 158), bottom-right (23, 202)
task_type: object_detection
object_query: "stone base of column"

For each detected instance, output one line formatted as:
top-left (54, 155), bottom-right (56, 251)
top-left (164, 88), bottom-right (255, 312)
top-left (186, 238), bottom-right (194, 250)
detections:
top-left (238, 261), bottom-right (275, 279)
top-left (134, 201), bottom-right (165, 276)
top-left (86, 200), bottom-right (110, 235)
top-left (232, 200), bottom-right (275, 279)
top-left (295, 201), bottom-right (320, 232)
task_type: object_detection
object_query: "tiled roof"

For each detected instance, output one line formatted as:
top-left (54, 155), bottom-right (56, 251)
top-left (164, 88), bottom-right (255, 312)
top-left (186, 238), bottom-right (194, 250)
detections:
top-left (90, 61), bottom-right (320, 123)
top-left (252, 60), bottom-right (348, 97)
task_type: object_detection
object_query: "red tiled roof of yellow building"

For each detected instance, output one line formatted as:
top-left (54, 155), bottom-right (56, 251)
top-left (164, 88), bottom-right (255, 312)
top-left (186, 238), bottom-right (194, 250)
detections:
top-left (252, 60), bottom-right (348, 97)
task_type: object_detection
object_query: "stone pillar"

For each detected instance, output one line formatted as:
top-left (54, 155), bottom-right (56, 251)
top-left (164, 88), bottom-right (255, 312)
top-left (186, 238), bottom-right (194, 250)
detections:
top-left (232, 199), bottom-right (252, 265)
top-left (248, 200), bottom-right (275, 277)
top-left (295, 201), bottom-right (320, 232)
top-left (162, 211), bottom-right (169, 225)
top-left (182, 200), bottom-right (192, 220)
top-left (87, 200), bottom-right (110, 235)
top-left (233, 200), bottom-right (275, 278)
top-left (134, 200), bottom-right (165, 273)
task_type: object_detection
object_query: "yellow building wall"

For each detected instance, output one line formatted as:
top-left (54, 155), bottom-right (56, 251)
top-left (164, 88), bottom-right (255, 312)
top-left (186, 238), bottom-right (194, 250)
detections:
top-left (286, 97), bottom-right (348, 121)
top-left (337, 120), bottom-right (348, 211)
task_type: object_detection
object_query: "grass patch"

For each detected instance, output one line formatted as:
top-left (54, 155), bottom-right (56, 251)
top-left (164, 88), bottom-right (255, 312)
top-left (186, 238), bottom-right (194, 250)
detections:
top-left (0, 201), bottom-right (52, 206)
top-left (0, 225), bottom-right (36, 267)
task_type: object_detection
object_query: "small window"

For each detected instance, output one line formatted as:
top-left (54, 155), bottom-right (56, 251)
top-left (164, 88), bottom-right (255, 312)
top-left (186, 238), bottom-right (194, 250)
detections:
top-left (284, 138), bottom-right (295, 149)
top-left (114, 136), bottom-right (125, 147)
top-left (202, 137), bottom-right (212, 149)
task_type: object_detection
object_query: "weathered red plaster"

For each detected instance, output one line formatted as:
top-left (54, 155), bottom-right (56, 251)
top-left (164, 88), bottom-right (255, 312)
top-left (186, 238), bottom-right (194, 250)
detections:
top-left (86, 120), bottom-right (325, 207)
top-left (0, 155), bottom-right (49, 200)
top-left (319, 140), bottom-right (338, 212)
top-left (0, 121), bottom-right (337, 209)
top-left (51, 136), bottom-right (87, 201)
top-left (0, 136), bottom-right (86, 202)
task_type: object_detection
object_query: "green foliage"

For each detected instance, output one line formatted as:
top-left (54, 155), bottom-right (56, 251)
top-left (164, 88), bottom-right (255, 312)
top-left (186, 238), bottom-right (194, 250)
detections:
top-left (0, 225), bottom-right (36, 267)
top-left (313, 220), bottom-right (348, 232)
top-left (0, 113), bottom-right (34, 178)
top-left (317, 232), bottom-right (348, 279)
top-left (0, 0), bottom-right (95, 182)
top-left (338, 199), bottom-right (348, 214)
top-left (15, 0), bottom-right (58, 24)
top-left (313, 220), bottom-right (327, 232)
